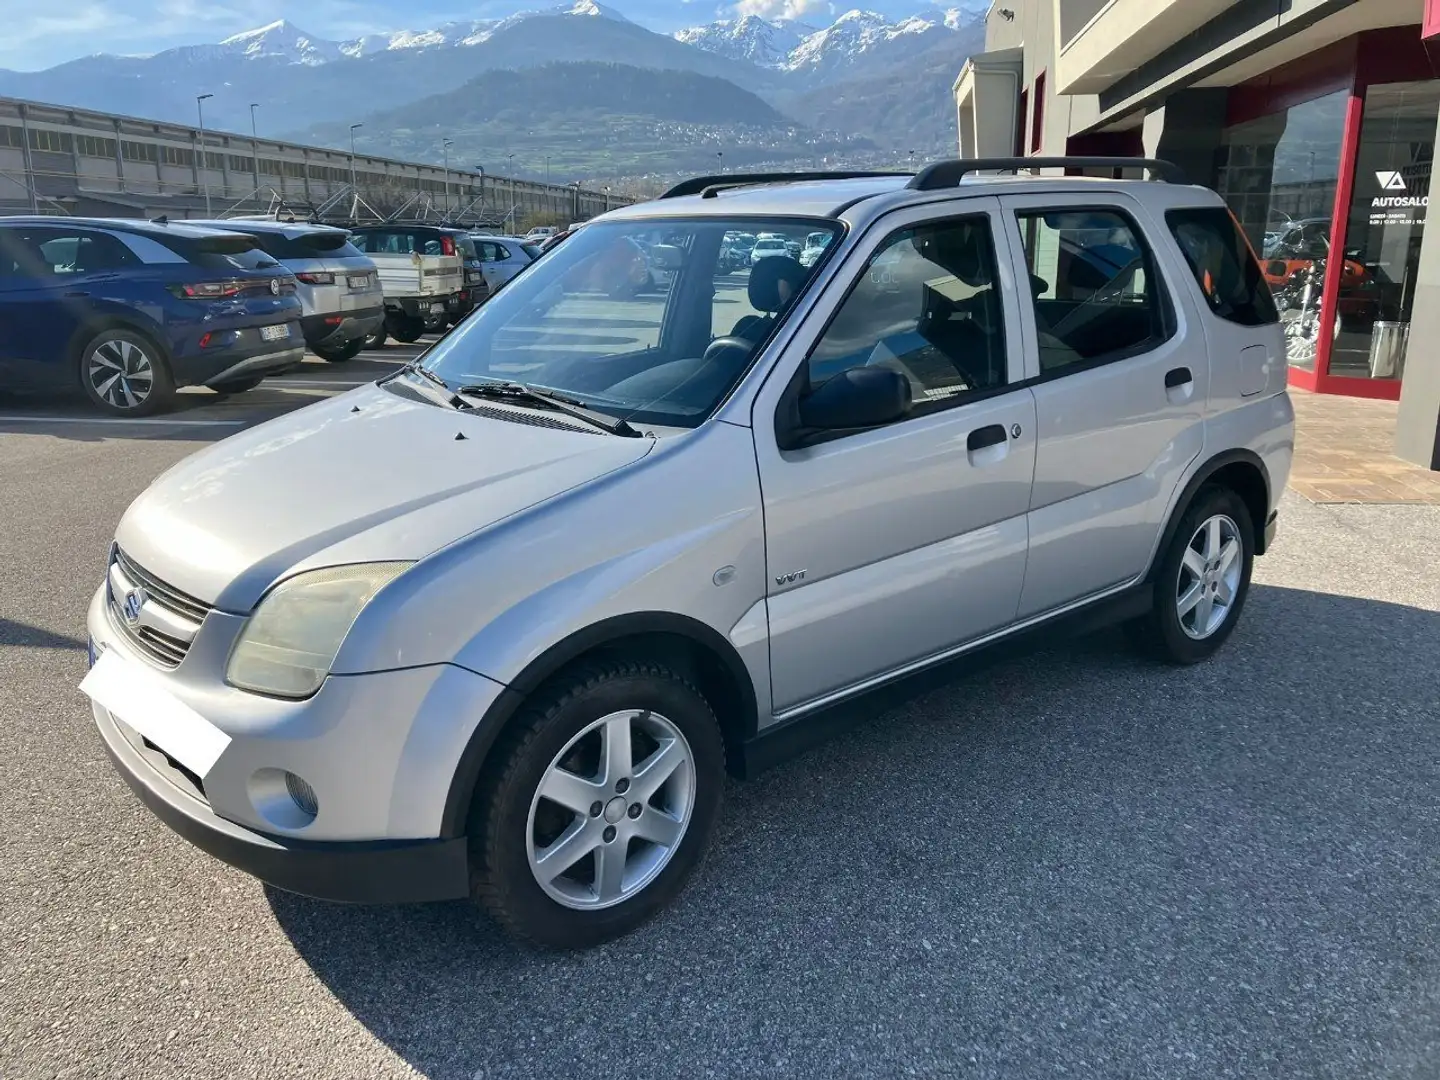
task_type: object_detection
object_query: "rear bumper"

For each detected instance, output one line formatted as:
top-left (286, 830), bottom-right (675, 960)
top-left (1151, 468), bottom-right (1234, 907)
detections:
top-left (172, 321), bottom-right (305, 387)
top-left (94, 702), bottom-right (469, 903)
top-left (386, 295), bottom-right (457, 319)
top-left (300, 307), bottom-right (384, 347)
top-left (196, 346), bottom-right (305, 388)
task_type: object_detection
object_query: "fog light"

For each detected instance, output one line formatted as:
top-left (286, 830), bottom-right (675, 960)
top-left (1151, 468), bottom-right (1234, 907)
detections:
top-left (247, 767), bottom-right (319, 829)
top-left (285, 772), bottom-right (318, 818)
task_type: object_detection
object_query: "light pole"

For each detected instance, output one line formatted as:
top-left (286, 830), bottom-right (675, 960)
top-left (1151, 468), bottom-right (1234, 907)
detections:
top-left (196, 92), bottom-right (213, 215)
top-left (249, 103), bottom-right (261, 198)
top-left (441, 138), bottom-right (453, 218)
top-left (506, 154), bottom-right (516, 232)
top-left (716, 150), bottom-right (723, 173)
top-left (604, 185), bottom-right (611, 213)
top-left (349, 123), bottom-right (363, 200)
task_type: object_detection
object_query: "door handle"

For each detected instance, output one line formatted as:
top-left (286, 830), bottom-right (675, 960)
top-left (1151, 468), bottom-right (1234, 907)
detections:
top-left (1165, 366), bottom-right (1193, 388)
top-left (64, 290), bottom-right (90, 298)
top-left (967, 424), bottom-right (1007, 451)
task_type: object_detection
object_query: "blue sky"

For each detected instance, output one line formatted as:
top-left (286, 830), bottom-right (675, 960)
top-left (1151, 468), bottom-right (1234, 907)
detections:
top-left (2, 1), bottom-right (962, 72)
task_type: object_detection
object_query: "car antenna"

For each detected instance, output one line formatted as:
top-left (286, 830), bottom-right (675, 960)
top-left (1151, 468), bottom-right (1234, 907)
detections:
top-left (151, 214), bottom-right (169, 225)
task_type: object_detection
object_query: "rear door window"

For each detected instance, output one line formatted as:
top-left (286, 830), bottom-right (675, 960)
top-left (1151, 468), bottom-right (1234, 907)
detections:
top-left (4, 229), bottom-right (140, 277)
top-left (1166, 207), bottom-right (1279, 327)
top-left (1015, 208), bottom-right (1173, 375)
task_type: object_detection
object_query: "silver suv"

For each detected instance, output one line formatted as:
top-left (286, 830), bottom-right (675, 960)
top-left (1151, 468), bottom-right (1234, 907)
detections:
top-left (188, 220), bottom-right (384, 362)
top-left (82, 160), bottom-right (1294, 949)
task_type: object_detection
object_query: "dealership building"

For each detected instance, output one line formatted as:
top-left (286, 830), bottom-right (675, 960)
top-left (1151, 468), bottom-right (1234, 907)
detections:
top-left (956, 0), bottom-right (1440, 470)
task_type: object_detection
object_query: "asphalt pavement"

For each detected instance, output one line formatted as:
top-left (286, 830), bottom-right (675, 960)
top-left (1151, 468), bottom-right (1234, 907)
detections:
top-left (2, 359), bottom-right (1440, 1079)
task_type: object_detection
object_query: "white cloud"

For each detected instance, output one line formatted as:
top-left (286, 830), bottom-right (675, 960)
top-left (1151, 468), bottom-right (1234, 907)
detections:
top-left (732, 0), bottom-right (827, 20)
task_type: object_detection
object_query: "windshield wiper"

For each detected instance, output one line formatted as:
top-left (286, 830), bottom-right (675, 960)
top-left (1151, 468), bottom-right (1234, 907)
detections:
top-left (405, 362), bottom-right (451, 393)
top-left (387, 362), bottom-right (468, 410)
top-left (456, 380), bottom-right (643, 437)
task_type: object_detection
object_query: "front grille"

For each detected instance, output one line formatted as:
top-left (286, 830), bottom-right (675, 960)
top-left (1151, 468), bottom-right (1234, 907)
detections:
top-left (108, 547), bottom-right (212, 668)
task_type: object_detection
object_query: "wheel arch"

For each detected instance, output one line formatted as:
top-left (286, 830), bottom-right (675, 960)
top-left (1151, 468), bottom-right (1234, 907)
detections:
top-left (68, 312), bottom-right (171, 373)
top-left (440, 612), bottom-right (760, 838)
top-left (1150, 449), bottom-right (1272, 581)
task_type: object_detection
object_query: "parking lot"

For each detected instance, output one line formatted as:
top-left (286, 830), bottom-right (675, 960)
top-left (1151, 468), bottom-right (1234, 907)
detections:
top-left (3, 348), bottom-right (1440, 1079)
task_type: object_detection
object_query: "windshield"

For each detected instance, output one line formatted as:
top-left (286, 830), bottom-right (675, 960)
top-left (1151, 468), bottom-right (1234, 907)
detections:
top-left (416, 216), bottom-right (840, 428)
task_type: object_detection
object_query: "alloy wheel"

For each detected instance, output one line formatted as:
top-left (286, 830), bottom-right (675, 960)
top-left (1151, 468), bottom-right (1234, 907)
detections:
top-left (526, 709), bottom-right (695, 911)
top-left (1176, 514), bottom-right (1244, 640)
top-left (87, 337), bottom-right (155, 411)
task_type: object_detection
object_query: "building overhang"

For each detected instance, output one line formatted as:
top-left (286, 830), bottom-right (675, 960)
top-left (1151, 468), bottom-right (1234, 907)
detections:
top-left (955, 47), bottom-right (1025, 158)
top-left (1056, 0), bottom-right (1243, 95)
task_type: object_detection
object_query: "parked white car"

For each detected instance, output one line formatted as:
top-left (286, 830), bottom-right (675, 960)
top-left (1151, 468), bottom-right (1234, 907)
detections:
top-left (750, 236), bottom-right (792, 265)
top-left (799, 230), bottom-right (833, 268)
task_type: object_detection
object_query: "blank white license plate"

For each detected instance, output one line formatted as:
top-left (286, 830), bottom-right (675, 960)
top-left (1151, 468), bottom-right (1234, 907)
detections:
top-left (348, 275), bottom-right (372, 289)
top-left (259, 324), bottom-right (290, 342)
top-left (429, 303), bottom-right (446, 314)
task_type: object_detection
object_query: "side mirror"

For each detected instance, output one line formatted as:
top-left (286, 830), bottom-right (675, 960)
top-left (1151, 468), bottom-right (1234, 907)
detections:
top-left (796, 367), bottom-right (911, 436)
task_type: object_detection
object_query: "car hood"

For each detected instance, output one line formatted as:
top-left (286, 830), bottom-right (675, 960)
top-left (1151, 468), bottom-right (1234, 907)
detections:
top-left (115, 381), bottom-right (654, 612)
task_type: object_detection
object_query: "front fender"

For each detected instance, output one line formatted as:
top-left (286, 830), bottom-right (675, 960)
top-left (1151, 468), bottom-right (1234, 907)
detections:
top-left (333, 419), bottom-right (769, 700)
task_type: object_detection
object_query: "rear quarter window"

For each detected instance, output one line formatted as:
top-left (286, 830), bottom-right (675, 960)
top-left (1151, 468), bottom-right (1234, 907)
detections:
top-left (1166, 207), bottom-right (1279, 327)
top-left (248, 231), bottom-right (358, 261)
top-left (159, 233), bottom-right (281, 271)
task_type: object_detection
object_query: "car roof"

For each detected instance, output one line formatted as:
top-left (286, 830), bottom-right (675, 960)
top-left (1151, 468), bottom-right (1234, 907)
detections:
top-left (183, 219), bottom-right (350, 240)
top-left (595, 169), bottom-right (1222, 232)
top-left (0, 215), bottom-right (256, 241)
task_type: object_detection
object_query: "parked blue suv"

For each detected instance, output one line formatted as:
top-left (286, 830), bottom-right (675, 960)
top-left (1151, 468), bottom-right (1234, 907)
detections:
top-left (0, 217), bottom-right (304, 416)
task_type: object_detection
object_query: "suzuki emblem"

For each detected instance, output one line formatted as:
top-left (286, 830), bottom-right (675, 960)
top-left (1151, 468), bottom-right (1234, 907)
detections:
top-left (122, 588), bottom-right (147, 625)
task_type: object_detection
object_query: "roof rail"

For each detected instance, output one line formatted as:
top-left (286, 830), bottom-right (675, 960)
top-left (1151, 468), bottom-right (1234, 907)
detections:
top-left (908, 157), bottom-right (1189, 190)
top-left (660, 171), bottom-right (912, 200)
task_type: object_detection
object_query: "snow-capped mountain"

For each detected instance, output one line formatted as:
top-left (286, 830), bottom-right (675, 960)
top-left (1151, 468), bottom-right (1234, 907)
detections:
top-left (216, 20), bottom-right (344, 65)
top-left (675, 7), bottom-right (986, 78)
top-left (210, 2), bottom-right (632, 67)
top-left (672, 15), bottom-right (813, 68)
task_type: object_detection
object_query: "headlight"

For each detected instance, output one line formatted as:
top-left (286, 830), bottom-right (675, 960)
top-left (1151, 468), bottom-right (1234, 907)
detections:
top-left (226, 562), bottom-right (412, 699)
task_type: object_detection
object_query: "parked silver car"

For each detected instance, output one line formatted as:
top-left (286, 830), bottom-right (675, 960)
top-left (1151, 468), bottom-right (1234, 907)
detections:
top-left (469, 234), bottom-right (536, 298)
top-left (82, 160), bottom-right (1293, 949)
top-left (187, 220), bottom-right (383, 362)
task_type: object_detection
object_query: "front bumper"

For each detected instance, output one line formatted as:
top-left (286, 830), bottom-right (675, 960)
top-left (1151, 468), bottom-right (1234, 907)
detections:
top-left (83, 583), bottom-right (506, 903)
top-left (300, 307), bottom-right (384, 348)
top-left (94, 703), bottom-right (469, 903)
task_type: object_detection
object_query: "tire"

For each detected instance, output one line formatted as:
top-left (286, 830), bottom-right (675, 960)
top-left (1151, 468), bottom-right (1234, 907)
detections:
top-left (209, 375), bottom-right (264, 395)
top-left (77, 327), bottom-right (176, 417)
top-left (363, 325), bottom-right (388, 350)
top-left (1128, 485), bottom-right (1256, 665)
top-left (469, 658), bottom-right (725, 949)
top-left (312, 338), bottom-right (365, 363)
top-left (387, 314), bottom-right (426, 344)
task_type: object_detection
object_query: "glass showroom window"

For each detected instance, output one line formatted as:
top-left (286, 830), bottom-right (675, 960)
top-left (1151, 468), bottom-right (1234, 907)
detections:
top-left (1217, 91), bottom-right (1347, 372)
top-left (1331, 81), bottom-right (1439, 381)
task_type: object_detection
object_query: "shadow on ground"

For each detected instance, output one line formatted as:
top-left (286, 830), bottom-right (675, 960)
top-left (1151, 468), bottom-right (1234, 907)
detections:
top-left (0, 618), bottom-right (88, 651)
top-left (269, 584), bottom-right (1440, 1080)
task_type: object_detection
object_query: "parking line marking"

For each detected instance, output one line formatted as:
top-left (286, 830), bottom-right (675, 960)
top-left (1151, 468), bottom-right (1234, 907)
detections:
top-left (263, 379), bottom-right (372, 388)
top-left (0, 415), bottom-right (247, 427)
